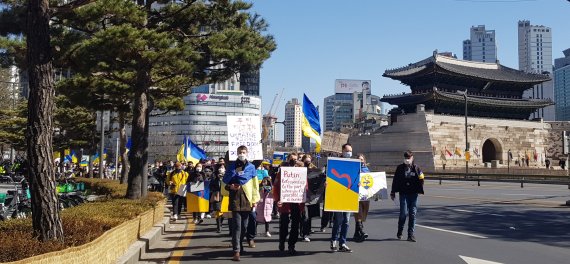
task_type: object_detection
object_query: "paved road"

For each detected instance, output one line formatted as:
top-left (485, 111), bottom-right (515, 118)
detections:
top-left (141, 180), bottom-right (570, 264)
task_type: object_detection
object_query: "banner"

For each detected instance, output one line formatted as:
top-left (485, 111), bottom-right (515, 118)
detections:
top-left (280, 167), bottom-right (307, 203)
top-left (227, 116), bottom-right (263, 161)
top-left (187, 180), bottom-right (210, 213)
top-left (324, 157), bottom-right (361, 212)
top-left (359, 172), bottom-right (388, 201)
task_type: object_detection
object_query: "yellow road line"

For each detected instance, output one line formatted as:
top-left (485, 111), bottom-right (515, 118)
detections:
top-left (169, 221), bottom-right (195, 264)
top-left (425, 194), bottom-right (565, 208)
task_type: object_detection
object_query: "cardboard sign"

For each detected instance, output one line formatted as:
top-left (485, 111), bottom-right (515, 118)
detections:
top-left (280, 167), bottom-right (307, 203)
top-left (227, 116), bottom-right (263, 161)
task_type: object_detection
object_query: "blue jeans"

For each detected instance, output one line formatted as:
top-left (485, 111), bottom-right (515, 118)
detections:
top-left (398, 193), bottom-right (419, 236)
top-left (247, 210), bottom-right (257, 241)
top-left (331, 212), bottom-right (350, 245)
top-left (231, 211), bottom-right (250, 253)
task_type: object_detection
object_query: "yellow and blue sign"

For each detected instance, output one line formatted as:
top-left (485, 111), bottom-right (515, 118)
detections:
top-left (187, 180), bottom-right (210, 213)
top-left (324, 157), bottom-right (361, 212)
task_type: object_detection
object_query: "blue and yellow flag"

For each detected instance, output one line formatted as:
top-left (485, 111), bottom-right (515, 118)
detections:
top-left (71, 151), bottom-right (78, 163)
top-left (302, 94), bottom-right (322, 152)
top-left (177, 136), bottom-right (207, 164)
top-left (93, 149), bottom-right (107, 164)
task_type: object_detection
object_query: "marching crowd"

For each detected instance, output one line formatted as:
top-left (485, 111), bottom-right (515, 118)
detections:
top-left (152, 144), bottom-right (425, 262)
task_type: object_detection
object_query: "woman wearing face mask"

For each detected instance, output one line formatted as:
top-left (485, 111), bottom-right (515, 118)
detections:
top-left (353, 153), bottom-right (371, 242)
top-left (255, 176), bottom-right (274, 237)
top-left (210, 164), bottom-right (226, 233)
top-left (300, 154), bottom-right (319, 242)
top-left (189, 163), bottom-right (206, 224)
top-left (273, 153), bottom-right (305, 255)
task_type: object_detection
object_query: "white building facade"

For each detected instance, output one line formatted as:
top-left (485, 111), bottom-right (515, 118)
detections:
top-left (146, 91), bottom-right (261, 161)
top-left (462, 25), bottom-right (497, 63)
top-left (518, 20), bottom-right (554, 121)
top-left (284, 98), bottom-right (302, 148)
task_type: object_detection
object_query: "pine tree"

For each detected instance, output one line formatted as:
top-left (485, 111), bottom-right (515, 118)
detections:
top-left (60, 0), bottom-right (276, 199)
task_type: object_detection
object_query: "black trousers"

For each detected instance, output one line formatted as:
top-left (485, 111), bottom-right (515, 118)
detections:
top-left (172, 194), bottom-right (184, 216)
top-left (279, 204), bottom-right (301, 248)
top-left (321, 210), bottom-right (332, 229)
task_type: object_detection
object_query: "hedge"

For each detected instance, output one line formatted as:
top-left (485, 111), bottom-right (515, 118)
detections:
top-left (0, 178), bottom-right (164, 263)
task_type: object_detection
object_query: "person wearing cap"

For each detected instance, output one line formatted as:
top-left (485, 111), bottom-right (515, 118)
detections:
top-left (166, 162), bottom-right (189, 221)
top-left (390, 150), bottom-right (425, 242)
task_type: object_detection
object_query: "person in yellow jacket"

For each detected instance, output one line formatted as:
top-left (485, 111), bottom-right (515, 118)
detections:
top-left (167, 162), bottom-right (189, 221)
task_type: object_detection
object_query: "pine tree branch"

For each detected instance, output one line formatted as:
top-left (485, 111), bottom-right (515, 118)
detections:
top-left (51, 0), bottom-right (97, 15)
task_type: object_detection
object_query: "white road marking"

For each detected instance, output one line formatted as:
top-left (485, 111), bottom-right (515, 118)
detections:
top-left (416, 224), bottom-right (488, 238)
top-left (450, 208), bottom-right (504, 217)
top-left (501, 193), bottom-right (550, 197)
top-left (459, 255), bottom-right (503, 264)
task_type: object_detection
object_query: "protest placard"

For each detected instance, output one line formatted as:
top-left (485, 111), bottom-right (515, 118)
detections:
top-left (227, 116), bottom-right (263, 161)
top-left (324, 157), bottom-right (360, 212)
top-left (359, 172), bottom-right (388, 201)
top-left (280, 167), bottom-right (307, 203)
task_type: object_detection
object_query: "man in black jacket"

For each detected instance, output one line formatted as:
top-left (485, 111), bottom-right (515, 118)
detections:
top-left (390, 150), bottom-right (424, 242)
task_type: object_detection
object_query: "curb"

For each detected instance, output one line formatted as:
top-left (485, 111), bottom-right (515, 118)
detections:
top-left (116, 214), bottom-right (170, 264)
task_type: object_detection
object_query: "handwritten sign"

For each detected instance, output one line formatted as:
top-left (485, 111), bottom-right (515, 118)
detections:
top-left (280, 167), bottom-right (307, 203)
top-left (359, 172), bottom-right (388, 201)
top-left (227, 116), bottom-right (263, 161)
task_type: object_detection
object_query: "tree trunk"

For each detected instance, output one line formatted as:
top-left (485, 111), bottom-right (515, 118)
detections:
top-left (119, 112), bottom-right (129, 184)
top-left (88, 154), bottom-right (94, 178)
top-left (25, 0), bottom-right (64, 242)
top-left (126, 67), bottom-right (151, 199)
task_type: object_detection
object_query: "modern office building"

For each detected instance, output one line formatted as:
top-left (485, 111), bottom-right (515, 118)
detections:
top-left (324, 79), bottom-right (383, 132)
top-left (462, 25), bottom-right (497, 63)
top-left (146, 90), bottom-right (261, 161)
top-left (518, 20), bottom-right (554, 120)
top-left (555, 49), bottom-right (570, 121)
top-left (284, 98), bottom-right (302, 148)
top-left (239, 69), bottom-right (260, 96)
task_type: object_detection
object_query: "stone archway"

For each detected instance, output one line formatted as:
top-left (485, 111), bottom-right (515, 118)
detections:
top-left (482, 138), bottom-right (502, 163)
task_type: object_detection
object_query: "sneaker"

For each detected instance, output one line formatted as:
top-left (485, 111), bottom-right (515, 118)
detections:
top-left (248, 240), bottom-right (256, 248)
top-left (407, 235), bottom-right (416, 242)
top-left (173, 214), bottom-right (178, 220)
top-left (206, 214), bottom-right (212, 219)
top-left (330, 241), bottom-right (338, 252)
top-left (339, 244), bottom-right (353, 253)
top-left (397, 231), bottom-right (403, 240)
top-left (265, 232), bottom-right (271, 237)
top-left (192, 219), bottom-right (198, 224)
top-left (319, 228), bottom-right (326, 233)
top-left (362, 233), bottom-right (369, 240)
top-left (303, 237), bottom-right (311, 242)
top-left (198, 219), bottom-right (204, 224)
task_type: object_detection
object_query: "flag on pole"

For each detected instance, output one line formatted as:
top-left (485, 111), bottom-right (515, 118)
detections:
top-left (301, 94), bottom-right (322, 152)
top-left (445, 146), bottom-right (453, 157)
top-left (177, 136), bottom-right (207, 164)
top-left (71, 151), bottom-right (78, 163)
top-left (454, 147), bottom-right (462, 157)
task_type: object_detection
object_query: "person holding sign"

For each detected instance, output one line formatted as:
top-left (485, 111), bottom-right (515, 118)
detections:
top-left (390, 150), bottom-right (425, 242)
top-left (166, 162), bottom-right (189, 222)
top-left (273, 153), bottom-right (307, 255)
top-left (329, 143), bottom-right (355, 253)
top-left (354, 154), bottom-right (371, 242)
top-left (223, 146), bottom-right (260, 262)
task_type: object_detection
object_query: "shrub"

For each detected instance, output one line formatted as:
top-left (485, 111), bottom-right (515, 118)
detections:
top-left (0, 179), bottom-right (165, 262)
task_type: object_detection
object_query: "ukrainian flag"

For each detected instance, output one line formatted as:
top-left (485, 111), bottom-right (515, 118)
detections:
top-left (222, 162), bottom-right (260, 207)
top-left (177, 136), bottom-right (207, 164)
top-left (302, 94), bottom-right (322, 152)
top-left (93, 149), bottom-right (107, 163)
top-left (71, 151), bottom-right (78, 163)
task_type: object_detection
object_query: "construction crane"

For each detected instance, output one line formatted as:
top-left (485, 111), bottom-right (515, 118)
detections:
top-left (262, 88), bottom-right (284, 145)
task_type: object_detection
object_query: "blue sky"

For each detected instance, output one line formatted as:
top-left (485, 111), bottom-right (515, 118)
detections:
top-left (248, 0), bottom-right (570, 139)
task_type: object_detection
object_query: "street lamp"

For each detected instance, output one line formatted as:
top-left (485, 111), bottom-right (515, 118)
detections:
top-left (457, 90), bottom-right (469, 176)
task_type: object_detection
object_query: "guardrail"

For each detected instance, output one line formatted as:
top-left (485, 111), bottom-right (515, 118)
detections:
top-left (385, 172), bottom-right (570, 188)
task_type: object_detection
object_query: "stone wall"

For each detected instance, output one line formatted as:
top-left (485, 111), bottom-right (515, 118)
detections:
top-left (427, 114), bottom-right (550, 168)
top-left (350, 106), bottom-right (568, 172)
